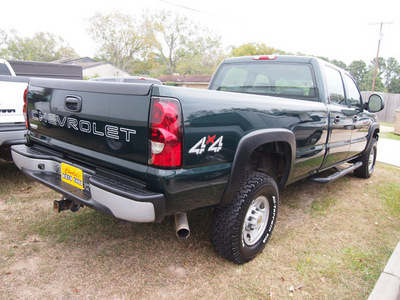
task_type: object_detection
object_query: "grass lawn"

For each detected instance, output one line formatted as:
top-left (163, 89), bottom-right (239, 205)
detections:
top-left (1, 161), bottom-right (399, 299)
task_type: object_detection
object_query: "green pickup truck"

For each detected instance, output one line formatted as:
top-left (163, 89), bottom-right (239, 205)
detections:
top-left (11, 55), bottom-right (384, 264)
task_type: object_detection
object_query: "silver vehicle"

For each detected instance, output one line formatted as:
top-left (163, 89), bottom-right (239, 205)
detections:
top-left (90, 76), bottom-right (162, 85)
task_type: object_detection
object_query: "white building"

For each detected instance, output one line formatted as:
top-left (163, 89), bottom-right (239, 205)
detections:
top-left (52, 57), bottom-right (130, 79)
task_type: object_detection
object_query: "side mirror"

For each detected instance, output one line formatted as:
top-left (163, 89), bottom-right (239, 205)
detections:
top-left (366, 94), bottom-right (384, 112)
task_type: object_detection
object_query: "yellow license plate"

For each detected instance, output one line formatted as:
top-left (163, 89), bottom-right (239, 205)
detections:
top-left (61, 163), bottom-right (83, 190)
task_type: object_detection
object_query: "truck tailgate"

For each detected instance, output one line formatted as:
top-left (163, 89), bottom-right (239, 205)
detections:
top-left (27, 78), bottom-right (152, 171)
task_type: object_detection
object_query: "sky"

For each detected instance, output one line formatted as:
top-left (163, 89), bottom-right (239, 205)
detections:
top-left (1, 0), bottom-right (399, 65)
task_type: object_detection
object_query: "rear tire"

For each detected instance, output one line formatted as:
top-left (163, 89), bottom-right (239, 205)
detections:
top-left (211, 171), bottom-right (279, 264)
top-left (354, 138), bottom-right (377, 179)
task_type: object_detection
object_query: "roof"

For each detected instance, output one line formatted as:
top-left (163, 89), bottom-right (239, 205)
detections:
top-left (51, 57), bottom-right (96, 64)
top-left (220, 55), bottom-right (316, 64)
top-left (50, 57), bottom-right (110, 69)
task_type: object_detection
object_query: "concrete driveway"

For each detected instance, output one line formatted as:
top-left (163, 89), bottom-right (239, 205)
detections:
top-left (377, 138), bottom-right (400, 168)
top-left (377, 126), bottom-right (400, 168)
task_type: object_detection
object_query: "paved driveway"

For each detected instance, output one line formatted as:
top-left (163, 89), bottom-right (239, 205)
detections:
top-left (377, 138), bottom-right (400, 168)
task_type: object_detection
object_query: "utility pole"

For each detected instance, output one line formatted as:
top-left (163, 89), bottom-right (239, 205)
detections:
top-left (371, 21), bottom-right (394, 91)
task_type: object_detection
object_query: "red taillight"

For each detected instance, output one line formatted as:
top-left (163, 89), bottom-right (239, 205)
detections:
top-left (149, 97), bottom-right (182, 168)
top-left (253, 55), bottom-right (278, 60)
top-left (23, 87), bottom-right (28, 128)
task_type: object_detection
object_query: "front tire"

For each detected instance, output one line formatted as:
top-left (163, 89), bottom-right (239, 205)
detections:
top-left (211, 171), bottom-right (279, 264)
top-left (354, 138), bottom-right (378, 178)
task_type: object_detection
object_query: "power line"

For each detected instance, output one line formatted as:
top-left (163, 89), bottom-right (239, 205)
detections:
top-left (157, 0), bottom-right (209, 15)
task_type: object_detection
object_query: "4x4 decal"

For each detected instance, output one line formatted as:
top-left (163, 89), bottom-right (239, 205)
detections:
top-left (189, 135), bottom-right (224, 155)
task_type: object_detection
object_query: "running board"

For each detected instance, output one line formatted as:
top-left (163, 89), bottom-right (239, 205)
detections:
top-left (309, 162), bottom-right (363, 184)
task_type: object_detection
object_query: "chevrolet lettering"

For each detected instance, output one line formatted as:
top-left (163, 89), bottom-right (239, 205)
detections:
top-left (31, 110), bottom-right (137, 141)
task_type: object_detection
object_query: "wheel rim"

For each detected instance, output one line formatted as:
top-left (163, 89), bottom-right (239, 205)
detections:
top-left (368, 146), bottom-right (376, 172)
top-left (242, 195), bottom-right (270, 246)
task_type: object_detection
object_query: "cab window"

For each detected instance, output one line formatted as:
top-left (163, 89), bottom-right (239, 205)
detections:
top-left (344, 74), bottom-right (361, 108)
top-left (210, 62), bottom-right (318, 100)
top-left (324, 66), bottom-right (345, 105)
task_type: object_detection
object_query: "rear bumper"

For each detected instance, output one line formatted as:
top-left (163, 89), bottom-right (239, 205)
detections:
top-left (0, 124), bottom-right (26, 146)
top-left (11, 144), bottom-right (166, 222)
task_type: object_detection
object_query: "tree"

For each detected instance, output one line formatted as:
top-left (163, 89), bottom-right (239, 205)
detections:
top-left (330, 59), bottom-right (347, 70)
top-left (0, 30), bottom-right (7, 47)
top-left (348, 60), bottom-right (368, 86)
top-left (383, 57), bottom-right (400, 87)
top-left (387, 78), bottom-right (400, 93)
top-left (148, 11), bottom-right (222, 75)
top-left (87, 11), bottom-right (152, 73)
top-left (2, 31), bottom-right (77, 61)
top-left (231, 43), bottom-right (286, 57)
top-left (359, 68), bottom-right (386, 92)
top-left (0, 30), bottom-right (8, 57)
top-left (176, 36), bottom-right (225, 75)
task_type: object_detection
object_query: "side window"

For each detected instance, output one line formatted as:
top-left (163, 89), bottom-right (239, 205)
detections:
top-left (344, 74), bottom-right (361, 108)
top-left (324, 66), bottom-right (346, 105)
top-left (0, 63), bottom-right (12, 75)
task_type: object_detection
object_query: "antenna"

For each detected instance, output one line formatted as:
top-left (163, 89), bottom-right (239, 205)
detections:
top-left (370, 21), bottom-right (394, 91)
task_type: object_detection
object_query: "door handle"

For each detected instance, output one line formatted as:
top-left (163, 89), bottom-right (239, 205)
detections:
top-left (334, 115), bottom-right (341, 124)
top-left (64, 95), bottom-right (82, 112)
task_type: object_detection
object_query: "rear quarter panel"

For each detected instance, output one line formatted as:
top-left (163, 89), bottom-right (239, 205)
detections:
top-left (152, 85), bottom-right (329, 183)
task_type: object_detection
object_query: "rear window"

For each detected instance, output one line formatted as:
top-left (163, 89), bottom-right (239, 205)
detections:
top-left (210, 62), bottom-right (317, 100)
top-left (0, 63), bottom-right (12, 75)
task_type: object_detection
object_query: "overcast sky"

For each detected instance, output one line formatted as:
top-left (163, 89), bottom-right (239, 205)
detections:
top-left (1, 0), bottom-right (399, 65)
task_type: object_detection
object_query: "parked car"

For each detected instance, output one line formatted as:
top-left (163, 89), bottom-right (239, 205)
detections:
top-left (0, 59), bottom-right (28, 160)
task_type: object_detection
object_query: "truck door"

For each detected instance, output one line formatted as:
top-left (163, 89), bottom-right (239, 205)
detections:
top-left (322, 66), bottom-right (353, 168)
top-left (343, 74), bottom-right (370, 157)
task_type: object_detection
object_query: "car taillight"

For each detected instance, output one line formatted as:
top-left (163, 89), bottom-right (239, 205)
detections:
top-left (149, 97), bottom-right (182, 168)
top-left (23, 87), bottom-right (28, 128)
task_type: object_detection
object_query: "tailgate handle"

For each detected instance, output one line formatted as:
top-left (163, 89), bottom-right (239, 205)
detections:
top-left (65, 95), bottom-right (82, 112)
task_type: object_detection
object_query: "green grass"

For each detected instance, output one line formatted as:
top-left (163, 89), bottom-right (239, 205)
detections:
top-left (375, 182), bottom-right (400, 216)
top-left (1, 161), bottom-right (400, 299)
top-left (379, 122), bottom-right (400, 140)
top-left (311, 195), bottom-right (337, 216)
top-left (380, 131), bottom-right (400, 141)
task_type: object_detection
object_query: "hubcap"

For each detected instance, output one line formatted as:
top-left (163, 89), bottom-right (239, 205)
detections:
top-left (368, 146), bottom-right (376, 172)
top-left (242, 196), bottom-right (270, 246)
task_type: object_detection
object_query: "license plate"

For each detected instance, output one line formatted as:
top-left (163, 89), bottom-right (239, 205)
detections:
top-left (61, 163), bottom-right (83, 190)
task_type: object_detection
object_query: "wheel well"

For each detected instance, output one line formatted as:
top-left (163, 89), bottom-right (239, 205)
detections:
top-left (245, 141), bottom-right (291, 188)
top-left (373, 128), bottom-right (380, 140)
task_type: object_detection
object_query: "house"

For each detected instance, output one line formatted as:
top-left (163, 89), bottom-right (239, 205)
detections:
top-left (52, 57), bottom-right (130, 78)
top-left (157, 75), bottom-right (213, 89)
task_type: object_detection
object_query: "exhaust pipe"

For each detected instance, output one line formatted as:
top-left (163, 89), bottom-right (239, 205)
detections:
top-left (175, 212), bottom-right (190, 239)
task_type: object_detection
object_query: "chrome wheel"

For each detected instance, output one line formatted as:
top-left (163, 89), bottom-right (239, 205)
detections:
top-left (242, 195), bottom-right (270, 246)
top-left (211, 171), bottom-right (278, 264)
top-left (354, 138), bottom-right (378, 179)
top-left (368, 146), bottom-right (376, 172)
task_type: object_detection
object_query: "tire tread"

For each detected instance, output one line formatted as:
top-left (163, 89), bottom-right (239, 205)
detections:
top-left (211, 171), bottom-right (278, 264)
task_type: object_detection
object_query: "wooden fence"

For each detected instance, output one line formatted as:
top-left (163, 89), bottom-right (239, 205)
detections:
top-left (361, 91), bottom-right (400, 124)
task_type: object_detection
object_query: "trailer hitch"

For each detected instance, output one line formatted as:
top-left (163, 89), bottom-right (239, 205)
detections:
top-left (53, 197), bottom-right (81, 213)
